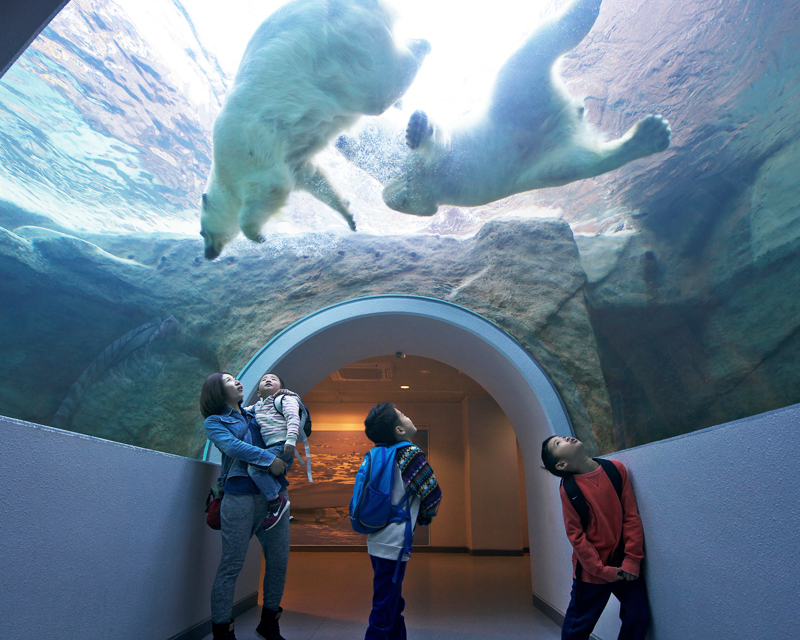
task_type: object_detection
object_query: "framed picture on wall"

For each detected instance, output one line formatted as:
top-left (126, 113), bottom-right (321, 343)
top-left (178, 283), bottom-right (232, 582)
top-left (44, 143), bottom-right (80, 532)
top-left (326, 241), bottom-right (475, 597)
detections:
top-left (288, 424), bottom-right (430, 546)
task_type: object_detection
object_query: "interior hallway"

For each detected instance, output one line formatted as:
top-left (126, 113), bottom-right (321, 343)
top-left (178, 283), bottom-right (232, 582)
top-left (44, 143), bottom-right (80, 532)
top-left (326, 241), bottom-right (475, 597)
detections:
top-left (203, 551), bottom-right (562, 640)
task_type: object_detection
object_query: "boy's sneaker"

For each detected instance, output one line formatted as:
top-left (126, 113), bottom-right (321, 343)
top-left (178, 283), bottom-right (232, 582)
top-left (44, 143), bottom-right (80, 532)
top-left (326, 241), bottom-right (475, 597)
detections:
top-left (262, 495), bottom-right (290, 531)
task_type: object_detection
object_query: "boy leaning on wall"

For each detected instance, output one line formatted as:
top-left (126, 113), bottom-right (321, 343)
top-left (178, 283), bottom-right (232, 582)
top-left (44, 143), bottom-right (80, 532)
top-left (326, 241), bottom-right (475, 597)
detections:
top-left (541, 435), bottom-right (651, 640)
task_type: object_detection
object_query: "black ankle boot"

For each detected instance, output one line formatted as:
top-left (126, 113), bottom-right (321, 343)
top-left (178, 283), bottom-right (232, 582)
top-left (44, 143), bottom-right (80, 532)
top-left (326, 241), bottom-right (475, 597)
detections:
top-left (211, 619), bottom-right (237, 640)
top-left (255, 606), bottom-right (285, 640)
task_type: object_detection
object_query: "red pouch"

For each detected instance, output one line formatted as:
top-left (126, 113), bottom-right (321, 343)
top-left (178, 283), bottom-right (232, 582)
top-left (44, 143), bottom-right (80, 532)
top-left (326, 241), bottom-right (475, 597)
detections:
top-left (205, 483), bottom-right (224, 530)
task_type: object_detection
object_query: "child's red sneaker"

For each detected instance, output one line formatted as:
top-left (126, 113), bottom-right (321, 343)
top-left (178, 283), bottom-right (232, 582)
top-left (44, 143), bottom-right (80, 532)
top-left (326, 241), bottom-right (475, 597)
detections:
top-left (262, 495), bottom-right (290, 531)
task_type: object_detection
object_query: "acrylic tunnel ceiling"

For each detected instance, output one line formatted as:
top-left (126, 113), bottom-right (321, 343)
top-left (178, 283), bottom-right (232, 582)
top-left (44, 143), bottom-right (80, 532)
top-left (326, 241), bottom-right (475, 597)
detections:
top-left (1, 0), bottom-right (799, 460)
top-left (0, 0), bottom-right (683, 241)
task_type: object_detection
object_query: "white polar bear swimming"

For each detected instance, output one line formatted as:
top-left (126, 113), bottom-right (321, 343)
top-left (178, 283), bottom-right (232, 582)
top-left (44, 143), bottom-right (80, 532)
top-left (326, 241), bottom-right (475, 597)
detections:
top-left (336, 0), bottom-right (671, 217)
top-left (200, 0), bottom-right (430, 259)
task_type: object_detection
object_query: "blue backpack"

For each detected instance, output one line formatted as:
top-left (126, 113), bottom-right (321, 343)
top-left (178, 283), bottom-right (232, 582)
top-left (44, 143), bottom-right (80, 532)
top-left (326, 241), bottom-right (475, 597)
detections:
top-left (350, 442), bottom-right (414, 581)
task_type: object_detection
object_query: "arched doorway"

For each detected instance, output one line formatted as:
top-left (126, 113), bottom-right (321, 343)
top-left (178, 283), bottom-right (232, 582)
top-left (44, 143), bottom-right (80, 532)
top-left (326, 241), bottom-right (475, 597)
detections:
top-left (206, 295), bottom-right (577, 614)
top-left (237, 295), bottom-right (573, 441)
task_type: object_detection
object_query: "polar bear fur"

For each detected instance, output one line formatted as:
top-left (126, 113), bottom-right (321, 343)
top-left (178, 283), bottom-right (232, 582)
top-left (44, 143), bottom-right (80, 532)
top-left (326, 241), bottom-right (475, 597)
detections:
top-left (336, 0), bottom-right (671, 216)
top-left (200, 0), bottom-right (430, 259)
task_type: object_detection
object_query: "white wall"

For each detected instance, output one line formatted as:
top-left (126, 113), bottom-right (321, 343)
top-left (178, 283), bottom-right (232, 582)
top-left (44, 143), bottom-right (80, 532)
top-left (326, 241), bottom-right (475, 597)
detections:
top-left (403, 402), bottom-right (468, 549)
top-left (535, 404), bottom-right (800, 640)
top-left (4, 399), bottom-right (797, 640)
top-left (0, 417), bottom-right (261, 640)
top-left (463, 396), bottom-right (524, 551)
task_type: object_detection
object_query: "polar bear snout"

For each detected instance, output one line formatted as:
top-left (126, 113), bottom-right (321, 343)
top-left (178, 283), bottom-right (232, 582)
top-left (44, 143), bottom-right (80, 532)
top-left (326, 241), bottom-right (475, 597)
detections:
top-left (199, 229), bottom-right (221, 261)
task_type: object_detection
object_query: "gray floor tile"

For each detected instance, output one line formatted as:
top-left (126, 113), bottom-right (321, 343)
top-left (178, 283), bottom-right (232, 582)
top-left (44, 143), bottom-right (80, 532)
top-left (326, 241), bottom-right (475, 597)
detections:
top-left (202, 552), bottom-right (561, 640)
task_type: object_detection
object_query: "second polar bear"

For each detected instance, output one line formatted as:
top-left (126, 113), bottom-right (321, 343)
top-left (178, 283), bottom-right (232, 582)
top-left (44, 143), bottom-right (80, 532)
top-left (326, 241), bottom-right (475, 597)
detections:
top-left (337, 0), bottom-right (671, 217)
top-left (200, 0), bottom-right (430, 259)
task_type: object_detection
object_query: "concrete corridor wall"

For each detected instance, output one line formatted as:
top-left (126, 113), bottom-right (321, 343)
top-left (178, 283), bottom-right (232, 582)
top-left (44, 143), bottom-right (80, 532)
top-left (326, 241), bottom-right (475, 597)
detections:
top-left (586, 403), bottom-right (800, 639)
top-left (0, 417), bottom-right (261, 640)
top-left (2, 403), bottom-right (799, 639)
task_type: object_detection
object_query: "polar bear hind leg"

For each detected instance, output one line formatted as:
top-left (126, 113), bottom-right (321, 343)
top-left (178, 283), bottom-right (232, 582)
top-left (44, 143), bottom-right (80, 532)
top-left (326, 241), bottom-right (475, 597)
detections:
top-left (518, 114), bottom-right (671, 189)
top-left (296, 163), bottom-right (356, 230)
top-left (359, 38), bottom-right (431, 116)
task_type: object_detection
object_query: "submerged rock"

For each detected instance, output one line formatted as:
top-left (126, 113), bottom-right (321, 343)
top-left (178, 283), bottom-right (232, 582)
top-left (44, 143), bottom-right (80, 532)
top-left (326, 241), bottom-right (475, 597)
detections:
top-left (0, 217), bottom-right (610, 457)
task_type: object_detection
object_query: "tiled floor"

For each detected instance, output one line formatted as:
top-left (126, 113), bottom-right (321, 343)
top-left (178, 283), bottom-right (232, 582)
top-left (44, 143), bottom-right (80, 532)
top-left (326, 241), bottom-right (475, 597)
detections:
top-left (204, 551), bottom-right (562, 639)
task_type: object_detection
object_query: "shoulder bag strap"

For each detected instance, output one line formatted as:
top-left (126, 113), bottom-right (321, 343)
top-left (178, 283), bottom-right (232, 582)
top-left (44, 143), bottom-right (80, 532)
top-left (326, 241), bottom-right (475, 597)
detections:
top-left (595, 458), bottom-right (623, 502)
top-left (595, 458), bottom-right (626, 567)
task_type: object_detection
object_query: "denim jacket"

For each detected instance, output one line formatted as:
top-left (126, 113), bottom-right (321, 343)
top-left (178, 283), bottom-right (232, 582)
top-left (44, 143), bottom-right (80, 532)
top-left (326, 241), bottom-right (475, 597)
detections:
top-left (205, 407), bottom-right (280, 482)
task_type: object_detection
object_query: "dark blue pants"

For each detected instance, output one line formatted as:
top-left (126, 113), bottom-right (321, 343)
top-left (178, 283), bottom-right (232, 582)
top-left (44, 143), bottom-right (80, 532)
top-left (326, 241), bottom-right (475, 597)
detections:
top-left (561, 577), bottom-right (650, 640)
top-left (365, 555), bottom-right (408, 640)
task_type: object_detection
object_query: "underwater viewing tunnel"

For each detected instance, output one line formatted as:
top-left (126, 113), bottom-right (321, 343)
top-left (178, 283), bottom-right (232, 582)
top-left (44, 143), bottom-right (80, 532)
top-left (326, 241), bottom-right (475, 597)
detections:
top-left (2, 0), bottom-right (800, 639)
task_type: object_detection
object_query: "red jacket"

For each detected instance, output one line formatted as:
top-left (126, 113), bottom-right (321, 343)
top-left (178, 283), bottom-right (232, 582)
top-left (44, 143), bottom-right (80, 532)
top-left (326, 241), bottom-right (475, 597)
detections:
top-left (559, 460), bottom-right (644, 583)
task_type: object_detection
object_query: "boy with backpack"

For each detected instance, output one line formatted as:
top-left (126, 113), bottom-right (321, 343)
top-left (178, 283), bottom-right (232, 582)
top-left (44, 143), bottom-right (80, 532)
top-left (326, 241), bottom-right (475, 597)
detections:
top-left (541, 435), bottom-right (651, 640)
top-left (354, 402), bottom-right (442, 640)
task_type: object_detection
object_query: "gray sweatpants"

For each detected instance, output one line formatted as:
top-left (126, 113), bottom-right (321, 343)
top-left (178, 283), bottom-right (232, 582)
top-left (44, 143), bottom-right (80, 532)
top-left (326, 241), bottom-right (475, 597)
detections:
top-left (211, 488), bottom-right (290, 623)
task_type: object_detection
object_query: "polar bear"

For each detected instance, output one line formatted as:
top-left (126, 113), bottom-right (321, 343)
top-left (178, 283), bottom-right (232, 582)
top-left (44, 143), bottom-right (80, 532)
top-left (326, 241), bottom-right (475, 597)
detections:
top-left (336, 0), bottom-right (671, 217)
top-left (200, 0), bottom-right (431, 259)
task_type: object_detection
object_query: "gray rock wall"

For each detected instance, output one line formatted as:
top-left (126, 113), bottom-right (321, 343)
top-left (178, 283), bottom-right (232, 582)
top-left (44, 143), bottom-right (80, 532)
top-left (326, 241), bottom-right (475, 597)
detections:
top-left (0, 217), bottom-right (612, 457)
top-left (577, 151), bottom-right (800, 445)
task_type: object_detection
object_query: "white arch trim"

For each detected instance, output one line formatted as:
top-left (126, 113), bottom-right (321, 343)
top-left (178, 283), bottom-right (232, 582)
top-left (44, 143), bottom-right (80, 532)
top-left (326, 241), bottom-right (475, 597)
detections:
top-left (203, 294), bottom-right (574, 460)
top-left (234, 295), bottom-right (573, 448)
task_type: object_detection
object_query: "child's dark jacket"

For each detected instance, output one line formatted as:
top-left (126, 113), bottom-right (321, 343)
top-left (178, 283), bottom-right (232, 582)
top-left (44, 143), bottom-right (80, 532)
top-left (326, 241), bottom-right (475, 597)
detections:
top-left (559, 460), bottom-right (644, 583)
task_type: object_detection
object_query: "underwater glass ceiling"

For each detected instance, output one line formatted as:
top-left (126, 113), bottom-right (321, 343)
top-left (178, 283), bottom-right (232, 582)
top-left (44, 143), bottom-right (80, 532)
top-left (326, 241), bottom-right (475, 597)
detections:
top-left (1, 0), bottom-right (799, 458)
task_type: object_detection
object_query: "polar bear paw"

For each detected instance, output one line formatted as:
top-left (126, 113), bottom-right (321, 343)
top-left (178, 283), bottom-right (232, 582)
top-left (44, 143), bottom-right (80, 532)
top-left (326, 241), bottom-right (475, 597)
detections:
top-left (342, 210), bottom-right (357, 231)
top-left (241, 227), bottom-right (266, 244)
top-left (629, 114), bottom-right (671, 156)
top-left (407, 38), bottom-right (432, 62)
top-left (406, 110), bottom-right (433, 150)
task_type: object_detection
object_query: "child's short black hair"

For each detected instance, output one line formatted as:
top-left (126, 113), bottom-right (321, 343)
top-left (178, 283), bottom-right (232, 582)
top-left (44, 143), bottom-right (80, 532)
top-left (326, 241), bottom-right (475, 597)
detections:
top-left (364, 402), bottom-right (400, 444)
top-left (541, 435), bottom-right (569, 478)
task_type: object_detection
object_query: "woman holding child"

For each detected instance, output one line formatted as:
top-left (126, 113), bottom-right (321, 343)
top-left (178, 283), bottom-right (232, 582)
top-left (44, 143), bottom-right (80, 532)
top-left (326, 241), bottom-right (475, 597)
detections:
top-left (200, 371), bottom-right (298, 640)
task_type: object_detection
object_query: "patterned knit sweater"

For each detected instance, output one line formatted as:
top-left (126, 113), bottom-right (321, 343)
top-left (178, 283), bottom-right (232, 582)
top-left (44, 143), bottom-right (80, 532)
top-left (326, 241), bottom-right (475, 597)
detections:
top-left (366, 442), bottom-right (442, 561)
top-left (248, 391), bottom-right (301, 447)
top-left (396, 444), bottom-right (441, 525)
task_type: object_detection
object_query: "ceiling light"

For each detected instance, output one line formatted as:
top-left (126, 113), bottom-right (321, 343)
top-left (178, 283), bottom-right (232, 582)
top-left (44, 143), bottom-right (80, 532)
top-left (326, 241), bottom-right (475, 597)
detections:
top-left (400, 385), bottom-right (410, 389)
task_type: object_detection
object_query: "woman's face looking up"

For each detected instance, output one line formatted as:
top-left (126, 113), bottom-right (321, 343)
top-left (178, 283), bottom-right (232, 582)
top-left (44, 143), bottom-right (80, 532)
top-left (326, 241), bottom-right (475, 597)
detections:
top-left (222, 373), bottom-right (244, 406)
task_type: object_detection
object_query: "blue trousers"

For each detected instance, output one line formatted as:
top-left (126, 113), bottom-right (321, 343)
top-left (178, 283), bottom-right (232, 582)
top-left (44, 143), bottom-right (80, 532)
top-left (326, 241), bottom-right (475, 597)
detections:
top-left (365, 555), bottom-right (408, 640)
top-left (248, 444), bottom-right (292, 502)
top-left (561, 577), bottom-right (650, 640)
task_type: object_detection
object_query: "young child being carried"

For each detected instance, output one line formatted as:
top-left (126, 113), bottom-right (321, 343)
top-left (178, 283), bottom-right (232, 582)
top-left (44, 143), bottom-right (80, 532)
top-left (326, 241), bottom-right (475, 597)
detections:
top-left (362, 402), bottom-right (442, 640)
top-left (541, 435), bottom-right (651, 640)
top-left (246, 373), bottom-right (301, 530)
